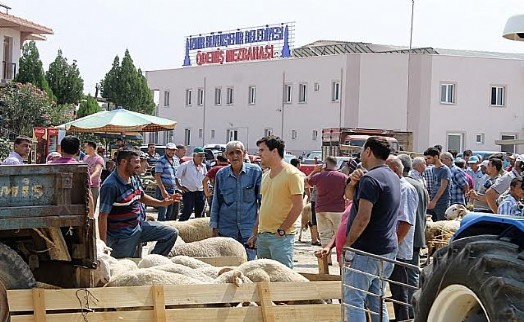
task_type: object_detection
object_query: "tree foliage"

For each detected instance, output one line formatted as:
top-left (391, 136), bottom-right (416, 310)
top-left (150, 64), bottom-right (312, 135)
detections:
top-left (0, 136), bottom-right (10, 160)
top-left (77, 94), bottom-right (101, 118)
top-left (15, 41), bottom-right (52, 95)
top-left (0, 83), bottom-right (74, 137)
top-left (46, 49), bottom-right (84, 105)
top-left (101, 49), bottom-right (155, 114)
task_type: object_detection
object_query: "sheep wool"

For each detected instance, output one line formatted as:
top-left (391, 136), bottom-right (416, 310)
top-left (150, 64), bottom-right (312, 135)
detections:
top-left (138, 254), bottom-right (172, 268)
top-left (171, 255), bottom-right (214, 269)
top-left (105, 269), bottom-right (203, 287)
top-left (170, 237), bottom-right (248, 263)
top-left (164, 217), bottom-right (213, 243)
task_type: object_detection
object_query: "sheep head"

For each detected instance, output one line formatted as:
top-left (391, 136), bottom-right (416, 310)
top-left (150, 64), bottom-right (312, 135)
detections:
top-left (445, 204), bottom-right (468, 220)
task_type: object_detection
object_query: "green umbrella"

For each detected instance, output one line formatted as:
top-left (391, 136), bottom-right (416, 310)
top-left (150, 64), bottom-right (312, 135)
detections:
top-left (60, 108), bottom-right (176, 133)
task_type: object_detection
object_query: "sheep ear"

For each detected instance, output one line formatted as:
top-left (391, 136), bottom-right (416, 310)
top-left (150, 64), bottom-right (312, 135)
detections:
top-left (218, 267), bottom-right (233, 276)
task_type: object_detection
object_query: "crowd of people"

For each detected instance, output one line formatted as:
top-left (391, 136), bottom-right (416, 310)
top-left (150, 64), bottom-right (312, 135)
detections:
top-left (4, 133), bottom-right (523, 322)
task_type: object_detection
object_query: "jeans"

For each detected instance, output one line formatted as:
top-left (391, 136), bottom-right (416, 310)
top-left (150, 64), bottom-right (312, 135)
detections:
top-left (406, 248), bottom-right (421, 319)
top-left (107, 221), bottom-right (178, 259)
top-left (343, 250), bottom-right (396, 322)
top-left (390, 259), bottom-right (409, 321)
top-left (179, 191), bottom-right (205, 221)
top-left (428, 202), bottom-right (449, 221)
top-left (256, 233), bottom-right (294, 268)
top-left (156, 187), bottom-right (178, 221)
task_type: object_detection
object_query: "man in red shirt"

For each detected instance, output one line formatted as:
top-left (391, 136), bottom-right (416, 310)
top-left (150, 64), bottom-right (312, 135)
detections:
top-left (307, 156), bottom-right (348, 264)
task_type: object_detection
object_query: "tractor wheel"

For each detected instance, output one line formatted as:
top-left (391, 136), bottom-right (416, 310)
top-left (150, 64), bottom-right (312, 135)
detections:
top-left (413, 235), bottom-right (524, 322)
top-left (0, 243), bottom-right (36, 322)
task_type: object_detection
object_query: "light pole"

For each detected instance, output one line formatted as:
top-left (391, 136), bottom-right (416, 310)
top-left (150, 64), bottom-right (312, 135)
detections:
top-left (406, 0), bottom-right (415, 133)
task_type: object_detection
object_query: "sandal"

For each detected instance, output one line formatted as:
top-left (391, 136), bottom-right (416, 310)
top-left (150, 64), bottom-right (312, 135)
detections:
top-left (311, 241), bottom-right (321, 246)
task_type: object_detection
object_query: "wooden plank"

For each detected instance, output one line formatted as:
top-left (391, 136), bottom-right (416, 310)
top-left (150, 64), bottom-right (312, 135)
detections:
top-left (257, 282), bottom-right (275, 322)
top-left (300, 273), bottom-right (341, 281)
top-left (268, 282), bottom-right (341, 301)
top-left (272, 304), bottom-right (341, 322)
top-left (317, 256), bottom-right (330, 275)
top-left (10, 307), bottom-right (262, 322)
top-left (195, 256), bottom-right (245, 267)
top-left (0, 215), bottom-right (85, 230)
top-left (152, 285), bottom-right (166, 322)
top-left (31, 289), bottom-right (46, 322)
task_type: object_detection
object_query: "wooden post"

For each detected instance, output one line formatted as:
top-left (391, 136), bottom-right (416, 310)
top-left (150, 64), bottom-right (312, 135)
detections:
top-left (318, 256), bottom-right (330, 275)
top-left (32, 289), bottom-right (46, 322)
top-left (152, 285), bottom-right (167, 322)
top-left (257, 282), bottom-right (275, 322)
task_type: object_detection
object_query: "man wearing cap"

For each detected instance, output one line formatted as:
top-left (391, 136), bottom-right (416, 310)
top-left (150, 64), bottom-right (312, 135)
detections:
top-left (176, 147), bottom-right (208, 221)
top-left (155, 143), bottom-right (179, 221)
top-left (465, 156), bottom-right (483, 191)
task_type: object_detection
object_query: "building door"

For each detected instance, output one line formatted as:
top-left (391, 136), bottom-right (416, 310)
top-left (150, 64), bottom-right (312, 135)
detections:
top-left (501, 134), bottom-right (517, 153)
top-left (447, 133), bottom-right (464, 153)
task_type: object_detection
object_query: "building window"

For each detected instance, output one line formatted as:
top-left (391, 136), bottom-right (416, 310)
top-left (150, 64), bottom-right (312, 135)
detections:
top-left (167, 130), bottom-right (174, 143)
top-left (184, 128), bottom-right (191, 146)
top-left (314, 83), bottom-right (320, 92)
top-left (331, 82), bottom-right (340, 102)
top-left (283, 84), bottom-right (292, 104)
top-left (298, 83), bottom-right (307, 103)
top-left (248, 86), bottom-right (256, 105)
top-left (163, 90), bottom-right (170, 107)
top-left (226, 87), bottom-right (234, 105)
top-left (440, 83), bottom-right (455, 104)
top-left (291, 129), bottom-right (297, 140)
top-left (185, 89), bottom-right (192, 106)
top-left (227, 129), bottom-right (238, 141)
top-left (264, 128), bottom-right (273, 137)
top-left (501, 134), bottom-right (516, 153)
top-left (312, 130), bottom-right (318, 141)
top-left (197, 88), bottom-right (204, 106)
top-left (214, 88), bottom-right (222, 105)
top-left (475, 133), bottom-right (484, 144)
top-left (447, 133), bottom-right (464, 153)
top-left (211, 129), bottom-right (215, 139)
top-left (491, 86), bottom-right (505, 106)
top-left (198, 128), bottom-right (203, 139)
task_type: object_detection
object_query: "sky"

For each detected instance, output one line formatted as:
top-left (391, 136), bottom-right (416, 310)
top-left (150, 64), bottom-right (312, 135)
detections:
top-left (10, 0), bottom-right (524, 96)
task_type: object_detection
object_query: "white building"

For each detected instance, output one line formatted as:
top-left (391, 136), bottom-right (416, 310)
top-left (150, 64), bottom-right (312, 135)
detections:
top-left (146, 40), bottom-right (524, 155)
top-left (0, 6), bottom-right (53, 84)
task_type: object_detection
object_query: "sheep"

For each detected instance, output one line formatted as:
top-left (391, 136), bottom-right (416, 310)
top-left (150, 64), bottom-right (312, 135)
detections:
top-left (219, 258), bottom-right (309, 283)
top-left (164, 217), bottom-right (213, 242)
top-left (444, 203), bottom-right (469, 220)
top-left (105, 269), bottom-right (203, 287)
top-left (298, 203), bottom-right (312, 242)
top-left (150, 263), bottom-right (215, 283)
top-left (109, 258), bottom-right (139, 278)
top-left (138, 254), bottom-right (172, 268)
top-left (169, 237), bottom-right (248, 264)
top-left (171, 255), bottom-right (213, 269)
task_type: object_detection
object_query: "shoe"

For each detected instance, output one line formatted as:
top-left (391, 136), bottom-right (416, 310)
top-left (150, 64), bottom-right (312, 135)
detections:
top-left (311, 241), bottom-right (321, 246)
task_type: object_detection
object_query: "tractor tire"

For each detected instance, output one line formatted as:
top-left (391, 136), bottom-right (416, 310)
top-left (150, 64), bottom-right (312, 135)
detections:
top-left (413, 235), bottom-right (524, 322)
top-left (0, 243), bottom-right (36, 322)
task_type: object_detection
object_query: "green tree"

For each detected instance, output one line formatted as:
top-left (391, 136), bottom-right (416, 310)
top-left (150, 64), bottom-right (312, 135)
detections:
top-left (15, 41), bottom-right (52, 95)
top-left (46, 49), bottom-right (84, 105)
top-left (0, 137), bottom-right (10, 160)
top-left (0, 83), bottom-right (54, 136)
top-left (77, 94), bottom-right (101, 118)
top-left (101, 50), bottom-right (155, 114)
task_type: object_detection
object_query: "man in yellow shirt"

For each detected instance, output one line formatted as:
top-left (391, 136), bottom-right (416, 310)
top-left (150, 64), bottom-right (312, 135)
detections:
top-left (247, 136), bottom-right (304, 268)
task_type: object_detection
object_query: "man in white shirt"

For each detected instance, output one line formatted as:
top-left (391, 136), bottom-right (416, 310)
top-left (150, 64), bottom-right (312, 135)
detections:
top-left (2, 136), bottom-right (31, 165)
top-left (176, 147), bottom-right (208, 221)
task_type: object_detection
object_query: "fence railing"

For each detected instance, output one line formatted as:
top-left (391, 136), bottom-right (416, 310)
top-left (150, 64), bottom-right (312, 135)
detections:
top-left (341, 247), bottom-right (421, 322)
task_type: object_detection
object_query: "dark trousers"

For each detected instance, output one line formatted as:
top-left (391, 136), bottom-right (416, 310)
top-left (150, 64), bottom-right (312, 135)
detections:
top-left (310, 201), bottom-right (317, 225)
top-left (156, 187), bottom-right (179, 221)
top-left (390, 259), bottom-right (410, 322)
top-left (179, 191), bottom-right (205, 221)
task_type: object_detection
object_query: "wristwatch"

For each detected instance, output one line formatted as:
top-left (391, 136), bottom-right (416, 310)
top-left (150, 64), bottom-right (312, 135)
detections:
top-left (277, 228), bottom-right (285, 236)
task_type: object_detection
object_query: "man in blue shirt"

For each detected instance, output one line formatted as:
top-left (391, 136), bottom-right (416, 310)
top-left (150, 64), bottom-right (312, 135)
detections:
top-left (344, 136), bottom-right (400, 322)
top-left (155, 143), bottom-right (179, 221)
top-left (210, 141), bottom-right (262, 260)
top-left (99, 150), bottom-right (181, 258)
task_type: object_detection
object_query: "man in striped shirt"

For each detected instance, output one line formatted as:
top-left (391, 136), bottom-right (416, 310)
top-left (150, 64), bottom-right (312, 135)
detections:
top-left (99, 150), bottom-right (181, 258)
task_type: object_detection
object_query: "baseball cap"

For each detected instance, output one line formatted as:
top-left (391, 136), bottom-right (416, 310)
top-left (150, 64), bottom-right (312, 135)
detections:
top-left (166, 143), bottom-right (177, 150)
top-left (193, 147), bottom-right (205, 154)
top-left (480, 160), bottom-right (489, 167)
top-left (467, 156), bottom-right (480, 164)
